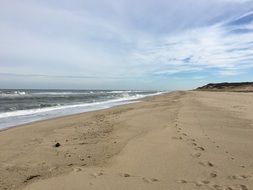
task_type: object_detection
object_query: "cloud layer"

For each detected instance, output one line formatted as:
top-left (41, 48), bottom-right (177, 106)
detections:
top-left (1, 0), bottom-right (253, 89)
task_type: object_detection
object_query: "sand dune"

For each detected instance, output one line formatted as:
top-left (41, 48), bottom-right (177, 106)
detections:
top-left (196, 82), bottom-right (253, 92)
top-left (0, 91), bottom-right (253, 190)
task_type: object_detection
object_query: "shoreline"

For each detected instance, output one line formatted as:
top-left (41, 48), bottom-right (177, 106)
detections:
top-left (0, 91), bottom-right (253, 190)
top-left (0, 92), bottom-right (166, 131)
top-left (0, 100), bottom-right (140, 133)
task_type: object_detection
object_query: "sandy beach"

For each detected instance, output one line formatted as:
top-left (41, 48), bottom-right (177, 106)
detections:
top-left (0, 91), bottom-right (253, 190)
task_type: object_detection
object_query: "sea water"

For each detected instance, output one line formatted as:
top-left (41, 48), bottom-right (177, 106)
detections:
top-left (0, 89), bottom-right (163, 130)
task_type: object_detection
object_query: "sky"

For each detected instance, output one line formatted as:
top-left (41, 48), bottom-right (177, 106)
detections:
top-left (1, 0), bottom-right (253, 90)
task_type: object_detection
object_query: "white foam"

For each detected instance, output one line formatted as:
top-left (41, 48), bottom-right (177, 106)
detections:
top-left (31, 92), bottom-right (92, 95)
top-left (0, 91), bottom-right (27, 97)
top-left (0, 92), bottom-right (164, 130)
top-left (108, 90), bottom-right (131, 93)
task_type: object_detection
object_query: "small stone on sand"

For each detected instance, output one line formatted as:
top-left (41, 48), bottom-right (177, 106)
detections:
top-left (53, 142), bottom-right (61, 147)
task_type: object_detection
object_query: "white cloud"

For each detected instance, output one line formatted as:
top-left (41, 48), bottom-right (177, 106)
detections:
top-left (1, 0), bottom-right (253, 89)
top-left (130, 18), bottom-right (253, 77)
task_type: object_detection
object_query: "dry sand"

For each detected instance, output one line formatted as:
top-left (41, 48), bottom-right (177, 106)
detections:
top-left (0, 91), bottom-right (253, 190)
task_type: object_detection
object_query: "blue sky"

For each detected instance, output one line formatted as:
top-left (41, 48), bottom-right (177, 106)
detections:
top-left (1, 0), bottom-right (253, 90)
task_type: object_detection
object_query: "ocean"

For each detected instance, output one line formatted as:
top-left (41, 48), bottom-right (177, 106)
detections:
top-left (0, 89), bottom-right (162, 130)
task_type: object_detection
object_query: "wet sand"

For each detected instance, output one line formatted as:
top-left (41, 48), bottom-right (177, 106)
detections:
top-left (0, 91), bottom-right (253, 190)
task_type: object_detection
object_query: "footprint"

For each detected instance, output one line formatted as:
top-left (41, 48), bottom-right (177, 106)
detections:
top-left (194, 182), bottom-right (203, 187)
top-left (191, 152), bottom-right (201, 158)
top-left (151, 178), bottom-right (159, 182)
top-left (73, 168), bottom-right (82, 172)
top-left (225, 186), bottom-right (234, 190)
top-left (227, 184), bottom-right (249, 190)
top-left (119, 173), bottom-right (132, 178)
top-left (211, 183), bottom-right (248, 190)
top-left (228, 175), bottom-right (252, 180)
top-left (90, 172), bottom-right (104, 178)
top-left (211, 184), bottom-right (223, 190)
top-left (172, 136), bottom-right (183, 140)
top-left (210, 172), bottom-right (218, 178)
top-left (195, 146), bottom-right (205, 151)
top-left (178, 179), bottom-right (210, 187)
top-left (199, 161), bottom-right (214, 167)
top-left (200, 180), bottom-right (210, 185)
top-left (207, 161), bottom-right (214, 167)
top-left (142, 177), bottom-right (159, 183)
top-left (194, 180), bottom-right (211, 187)
top-left (187, 138), bottom-right (196, 142)
top-left (177, 179), bottom-right (188, 184)
top-left (228, 175), bottom-right (239, 180)
top-left (237, 184), bottom-right (248, 190)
